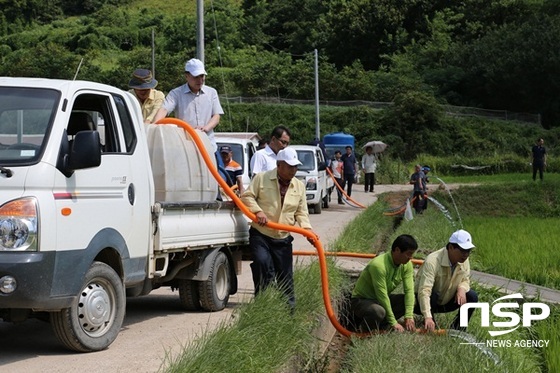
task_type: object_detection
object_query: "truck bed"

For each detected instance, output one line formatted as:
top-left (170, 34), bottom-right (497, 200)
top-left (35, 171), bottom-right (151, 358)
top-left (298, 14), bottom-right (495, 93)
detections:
top-left (153, 200), bottom-right (250, 252)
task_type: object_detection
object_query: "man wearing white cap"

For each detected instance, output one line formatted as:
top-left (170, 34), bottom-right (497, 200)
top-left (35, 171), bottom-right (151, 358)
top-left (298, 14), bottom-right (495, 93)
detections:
top-left (241, 147), bottom-right (318, 309)
top-left (415, 229), bottom-right (479, 331)
top-left (152, 58), bottom-right (224, 151)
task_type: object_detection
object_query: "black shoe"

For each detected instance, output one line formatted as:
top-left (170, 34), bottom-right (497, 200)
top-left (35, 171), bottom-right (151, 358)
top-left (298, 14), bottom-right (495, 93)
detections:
top-left (338, 201), bottom-right (344, 205)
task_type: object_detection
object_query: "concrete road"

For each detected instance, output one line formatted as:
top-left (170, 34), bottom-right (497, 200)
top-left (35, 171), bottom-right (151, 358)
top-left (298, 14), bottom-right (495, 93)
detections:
top-left (0, 186), bottom-right (406, 373)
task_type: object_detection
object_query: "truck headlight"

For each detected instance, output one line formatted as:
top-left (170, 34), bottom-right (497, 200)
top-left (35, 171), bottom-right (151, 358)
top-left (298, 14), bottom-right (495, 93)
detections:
top-left (306, 177), bottom-right (318, 191)
top-left (0, 198), bottom-right (38, 251)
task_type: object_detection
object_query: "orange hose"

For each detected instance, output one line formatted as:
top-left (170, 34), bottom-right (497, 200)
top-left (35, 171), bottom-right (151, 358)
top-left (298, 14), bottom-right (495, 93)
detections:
top-left (293, 250), bottom-right (425, 266)
top-left (155, 118), bottom-right (437, 338)
top-left (326, 167), bottom-right (366, 208)
top-left (382, 196), bottom-right (416, 216)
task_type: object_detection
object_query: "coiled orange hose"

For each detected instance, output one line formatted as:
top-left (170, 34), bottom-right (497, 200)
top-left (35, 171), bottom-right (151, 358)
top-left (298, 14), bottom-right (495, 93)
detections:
top-left (155, 118), bottom-right (438, 338)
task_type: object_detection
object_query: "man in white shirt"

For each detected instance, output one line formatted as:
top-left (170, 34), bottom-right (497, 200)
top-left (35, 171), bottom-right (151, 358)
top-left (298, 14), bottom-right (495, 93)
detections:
top-left (361, 146), bottom-right (378, 192)
top-left (250, 125), bottom-right (291, 176)
top-left (330, 150), bottom-right (344, 204)
top-left (152, 58), bottom-right (223, 151)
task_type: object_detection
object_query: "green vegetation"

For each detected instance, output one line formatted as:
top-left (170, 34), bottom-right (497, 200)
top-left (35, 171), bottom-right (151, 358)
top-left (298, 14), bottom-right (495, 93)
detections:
top-left (333, 176), bottom-right (560, 372)
top-left (2, 1), bottom-right (560, 127)
top-left (335, 178), bottom-right (560, 288)
top-left (164, 260), bottom-right (347, 372)
top-left (163, 176), bottom-right (559, 372)
top-left (341, 285), bottom-right (558, 373)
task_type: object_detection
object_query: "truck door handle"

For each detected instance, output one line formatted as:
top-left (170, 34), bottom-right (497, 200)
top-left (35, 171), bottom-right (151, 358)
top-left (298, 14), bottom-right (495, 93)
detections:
top-left (128, 183), bottom-right (135, 205)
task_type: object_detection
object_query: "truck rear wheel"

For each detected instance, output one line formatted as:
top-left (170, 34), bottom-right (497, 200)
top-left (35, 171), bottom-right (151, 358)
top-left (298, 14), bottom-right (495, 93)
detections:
top-left (178, 279), bottom-right (202, 311)
top-left (50, 262), bottom-right (125, 352)
top-left (199, 251), bottom-right (230, 311)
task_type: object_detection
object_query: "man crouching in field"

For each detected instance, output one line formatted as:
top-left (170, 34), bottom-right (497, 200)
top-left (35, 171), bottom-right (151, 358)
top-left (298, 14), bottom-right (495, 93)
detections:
top-left (350, 235), bottom-right (418, 332)
top-left (414, 229), bottom-right (479, 331)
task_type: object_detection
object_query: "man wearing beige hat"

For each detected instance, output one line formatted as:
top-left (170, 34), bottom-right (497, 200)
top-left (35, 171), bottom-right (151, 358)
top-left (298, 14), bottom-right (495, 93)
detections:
top-left (128, 68), bottom-right (164, 124)
top-left (241, 147), bottom-right (317, 309)
top-left (415, 229), bottom-right (479, 331)
top-left (152, 58), bottom-right (223, 152)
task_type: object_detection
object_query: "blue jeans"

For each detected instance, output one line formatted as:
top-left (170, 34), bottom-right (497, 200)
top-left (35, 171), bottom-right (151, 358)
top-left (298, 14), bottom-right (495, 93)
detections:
top-left (249, 228), bottom-right (295, 307)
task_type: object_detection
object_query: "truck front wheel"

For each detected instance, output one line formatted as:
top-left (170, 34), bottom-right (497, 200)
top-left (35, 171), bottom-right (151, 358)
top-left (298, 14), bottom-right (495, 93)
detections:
top-left (50, 262), bottom-right (125, 352)
top-left (199, 251), bottom-right (230, 311)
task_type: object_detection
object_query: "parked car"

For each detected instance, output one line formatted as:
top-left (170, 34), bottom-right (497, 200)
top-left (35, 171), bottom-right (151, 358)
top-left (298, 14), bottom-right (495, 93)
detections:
top-left (291, 145), bottom-right (334, 214)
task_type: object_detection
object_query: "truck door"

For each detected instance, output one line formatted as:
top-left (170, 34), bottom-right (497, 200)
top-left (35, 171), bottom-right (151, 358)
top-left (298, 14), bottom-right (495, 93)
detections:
top-left (52, 92), bottom-right (151, 271)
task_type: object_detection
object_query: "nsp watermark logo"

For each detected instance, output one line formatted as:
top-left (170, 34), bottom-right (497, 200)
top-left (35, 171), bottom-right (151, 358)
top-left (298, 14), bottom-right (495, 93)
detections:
top-left (459, 293), bottom-right (550, 336)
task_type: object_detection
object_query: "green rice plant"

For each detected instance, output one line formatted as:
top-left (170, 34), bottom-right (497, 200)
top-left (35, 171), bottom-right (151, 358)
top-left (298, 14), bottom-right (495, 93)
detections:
top-left (530, 306), bottom-right (560, 372)
top-left (164, 259), bottom-right (346, 373)
top-left (466, 216), bottom-right (560, 289)
top-left (340, 285), bottom-right (547, 373)
top-left (411, 154), bottom-right (560, 176)
top-left (437, 173), bottom-right (560, 185)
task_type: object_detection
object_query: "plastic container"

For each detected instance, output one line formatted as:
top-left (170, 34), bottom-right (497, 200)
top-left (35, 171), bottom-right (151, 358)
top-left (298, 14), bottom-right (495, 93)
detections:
top-left (322, 132), bottom-right (355, 160)
top-left (145, 124), bottom-right (217, 202)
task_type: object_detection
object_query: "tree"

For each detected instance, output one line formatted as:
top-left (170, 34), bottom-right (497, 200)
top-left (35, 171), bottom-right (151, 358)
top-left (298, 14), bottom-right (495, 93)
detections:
top-left (379, 90), bottom-right (443, 161)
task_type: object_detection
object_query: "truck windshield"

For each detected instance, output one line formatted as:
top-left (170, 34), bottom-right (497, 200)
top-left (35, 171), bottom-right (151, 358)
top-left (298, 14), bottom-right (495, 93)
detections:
top-left (296, 150), bottom-right (315, 171)
top-left (0, 87), bottom-right (59, 165)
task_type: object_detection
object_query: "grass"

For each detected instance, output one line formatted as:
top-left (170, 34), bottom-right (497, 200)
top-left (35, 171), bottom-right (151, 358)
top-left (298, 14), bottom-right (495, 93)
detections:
top-left (341, 285), bottom-right (558, 373)
top-left (435, 172), bottom-right (560, 185)
top-left (163, 175), bottom-right (559, 372)
top-left (163, 259), bottom-right (347, 372)
top-left (331, 199), bottom-right (398, 254)
top-left (467, 216), bottom-right (560, 289)
top-left (333, 177), bottom-right (559, 372)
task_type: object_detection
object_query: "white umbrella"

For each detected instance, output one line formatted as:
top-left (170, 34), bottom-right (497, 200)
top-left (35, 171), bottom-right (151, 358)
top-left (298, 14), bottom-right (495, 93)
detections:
top-left (362, 140), bottom-right (387, 153)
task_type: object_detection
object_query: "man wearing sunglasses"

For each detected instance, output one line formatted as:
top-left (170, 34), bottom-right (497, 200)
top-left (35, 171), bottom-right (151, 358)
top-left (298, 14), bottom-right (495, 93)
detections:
top-left (414, 229), bottom-right (479, 331)
top-left (250, 125), bottom-right (291, 177)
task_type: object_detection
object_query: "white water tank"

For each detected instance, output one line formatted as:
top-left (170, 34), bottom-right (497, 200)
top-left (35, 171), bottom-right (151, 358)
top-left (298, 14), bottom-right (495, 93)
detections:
top-left (145, 124), bottom-right (217, 202)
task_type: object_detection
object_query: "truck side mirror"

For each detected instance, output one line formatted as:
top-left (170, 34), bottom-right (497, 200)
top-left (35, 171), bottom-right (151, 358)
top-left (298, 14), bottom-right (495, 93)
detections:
top-left (318, 161), bottom-right (327, 171)
top-left (61, 131), bottom-right (102, 177)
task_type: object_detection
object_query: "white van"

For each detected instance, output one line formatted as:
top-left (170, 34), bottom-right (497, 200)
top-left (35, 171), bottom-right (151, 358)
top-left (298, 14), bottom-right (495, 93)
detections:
top-left (291, 145), bottom-right (334, 214)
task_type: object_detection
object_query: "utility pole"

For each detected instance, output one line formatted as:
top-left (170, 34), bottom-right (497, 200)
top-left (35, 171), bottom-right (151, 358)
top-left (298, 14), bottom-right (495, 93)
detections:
top-left (314, 49), bottom-right (320, 140)
top-left (196, 0), bottom-right (204, 63)
top-left (151, 29), bottom-right (155, 77)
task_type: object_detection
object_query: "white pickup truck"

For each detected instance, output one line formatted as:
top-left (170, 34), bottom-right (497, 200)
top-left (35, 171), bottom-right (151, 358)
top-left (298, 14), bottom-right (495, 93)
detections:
top-left (0, 77), bottom-right (249, 352)
top-left (291, 145), bottom-right (334, 214)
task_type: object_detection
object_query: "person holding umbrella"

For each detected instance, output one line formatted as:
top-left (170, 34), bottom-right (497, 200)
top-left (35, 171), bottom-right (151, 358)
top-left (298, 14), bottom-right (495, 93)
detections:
top-left (362, 146), bottom-right (378, 193)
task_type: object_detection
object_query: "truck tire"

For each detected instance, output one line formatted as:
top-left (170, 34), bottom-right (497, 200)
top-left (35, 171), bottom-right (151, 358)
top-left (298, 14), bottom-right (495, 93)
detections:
top-left (312, 199), bottom-right (322, 214)
top-left (178, 279), bottom-right (202, 311)
top-left (198, 251), bottom-right (230, 311)
top-left (50, 262), bottom-right (125, 352)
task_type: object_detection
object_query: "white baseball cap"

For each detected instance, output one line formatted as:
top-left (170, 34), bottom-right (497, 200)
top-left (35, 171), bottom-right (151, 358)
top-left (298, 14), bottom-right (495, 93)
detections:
top-left (449, 229), bottom-right (475, 250)
top-left (277, 148), bottom-right (302, 166)
top-left (185, 58), bottom-right (207, 76)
